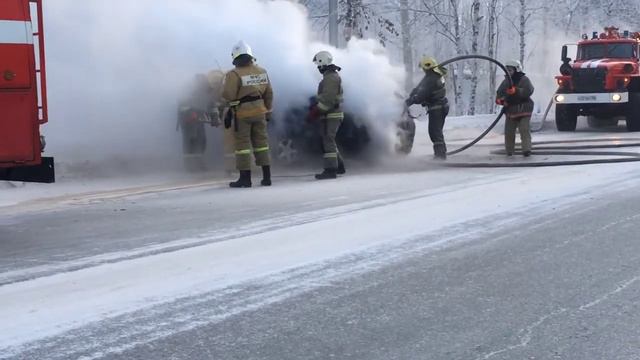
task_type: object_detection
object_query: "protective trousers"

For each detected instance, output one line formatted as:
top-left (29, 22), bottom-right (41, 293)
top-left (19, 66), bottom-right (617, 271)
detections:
top-left (504, 116), bottom-right (532, 154)
top-left (234, 115), bottom-right (271, 171)
top-left (428, 104), bottom-right (449, 157)
top-left (321, 117), bottom-right (343, 169)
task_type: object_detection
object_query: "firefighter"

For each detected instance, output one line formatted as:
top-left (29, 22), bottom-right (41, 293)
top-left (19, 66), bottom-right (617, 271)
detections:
top-left (177, 73), bottom-right (215, 171)
top-left (406, 56), bottom-right (450, 160)
top-left (207, 70), bottom-right (237, 174)
top-left (222, 41), bottom-right (273, 188)
top-left (496, 59), bottom-right (534, 157)
top-left (308, 50), bottom-right (346, 180)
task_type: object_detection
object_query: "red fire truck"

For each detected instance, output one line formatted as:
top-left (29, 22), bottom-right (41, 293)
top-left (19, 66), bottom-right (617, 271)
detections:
top-left (554, 27), bottom-right (640, 132)
top-left (0, 0), bottom-right (53, 183)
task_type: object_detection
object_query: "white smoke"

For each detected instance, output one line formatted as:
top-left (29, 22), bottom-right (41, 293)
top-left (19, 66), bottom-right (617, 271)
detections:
top-left (42, 0), bottom-right (405, 174)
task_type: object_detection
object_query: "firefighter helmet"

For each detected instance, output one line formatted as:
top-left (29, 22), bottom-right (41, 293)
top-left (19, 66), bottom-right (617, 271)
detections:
top-left (419, 56), bottom-right (438, 71)
top-left (505, 59), bottom-right (523, 73)
top-left (313, 51), bottom-right (334, 66)
top-left (231, 41), bottom-right (253, 60)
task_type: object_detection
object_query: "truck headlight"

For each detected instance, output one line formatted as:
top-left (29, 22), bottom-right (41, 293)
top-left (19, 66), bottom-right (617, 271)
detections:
top-left (612, 93), bottom-right (622, 102)
top-left (555, 95), bottom-right (566, 103)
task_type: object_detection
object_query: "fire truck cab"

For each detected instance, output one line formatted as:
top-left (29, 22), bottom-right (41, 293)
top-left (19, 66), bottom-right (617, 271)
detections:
top-left (0, 0), bottom-right (53, 183)
top-left (554, 26), bottom-right (640, 132)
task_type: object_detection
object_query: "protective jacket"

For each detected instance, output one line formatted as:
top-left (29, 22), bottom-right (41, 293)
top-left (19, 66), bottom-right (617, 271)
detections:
top-left (407, 67), bottom-right (448, 110)
top-left (497, 72), bottom-right (534, 119)
top-left (316, 66), bottom-right (344, 119)
top-left (222, 64), bottom-right (273, 119)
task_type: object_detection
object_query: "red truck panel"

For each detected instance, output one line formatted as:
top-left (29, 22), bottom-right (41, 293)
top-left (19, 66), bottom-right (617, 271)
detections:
top-left (0, 91), bottom-right (38, 163)
top-left (0, 0), bottom-right (30, 21)
top-left (0, 43), bottom-right (33, 89)
top-left (0, 0), bottom-right (41, 168)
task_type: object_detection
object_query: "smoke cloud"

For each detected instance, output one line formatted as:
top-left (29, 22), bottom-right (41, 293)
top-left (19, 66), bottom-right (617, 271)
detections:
top-left (42, 0), bottom-right (405, 175)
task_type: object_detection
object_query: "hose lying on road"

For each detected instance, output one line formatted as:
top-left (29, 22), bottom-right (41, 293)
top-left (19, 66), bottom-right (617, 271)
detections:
top-left (444, 138), bottom-right (640, 168)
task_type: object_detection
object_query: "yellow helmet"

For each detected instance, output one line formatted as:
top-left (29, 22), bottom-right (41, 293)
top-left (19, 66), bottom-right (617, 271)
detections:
top-left (207, 70), bottom-right (225, 88)
top-left (419, 56), bottom-right (439, 71)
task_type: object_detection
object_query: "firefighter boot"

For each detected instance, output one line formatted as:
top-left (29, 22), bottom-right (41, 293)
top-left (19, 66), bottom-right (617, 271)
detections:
top-left (433, 143), bottom-right (447, 160)
top-left (229, 170), bottom-right (252, 188)
top-left (337, 157), bottom-right (346, 175)
top-left (315, 168), bottom-right (337, 180)
top-left (261, 166), bottom-right (272, 186)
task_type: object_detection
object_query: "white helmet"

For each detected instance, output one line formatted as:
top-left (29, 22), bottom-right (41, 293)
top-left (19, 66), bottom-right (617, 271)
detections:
top-left (231, 41), bottom-right (253, 60)
top-left (504, 59), bottom-right (523, 72)
top-left (313, 51), bottom-right (333, 66)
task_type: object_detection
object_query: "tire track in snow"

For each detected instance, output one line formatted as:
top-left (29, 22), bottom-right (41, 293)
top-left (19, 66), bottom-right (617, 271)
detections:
top-left (0, 174), bottom-right (514, 287)
top-left (2, 207), bottom-right (565, 360)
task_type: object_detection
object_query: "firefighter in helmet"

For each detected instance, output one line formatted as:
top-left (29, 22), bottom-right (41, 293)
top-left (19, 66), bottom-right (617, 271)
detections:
top-left (222, 41), bottom-right (273, 188)
top-left (496, 59), bottom-right (534, 157)
top-left (308, 50), bottom-right (346, 180)
top-left (177, 73), bottom-right (217, 171)
top-left (406, 56), bottom-right (450, 160)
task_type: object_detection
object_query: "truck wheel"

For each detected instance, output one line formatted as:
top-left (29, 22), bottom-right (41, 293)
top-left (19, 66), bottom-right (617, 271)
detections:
top-left (625, 93), bottom-right (640, 132)
top-left (555, 104), bottom-right (577, 131)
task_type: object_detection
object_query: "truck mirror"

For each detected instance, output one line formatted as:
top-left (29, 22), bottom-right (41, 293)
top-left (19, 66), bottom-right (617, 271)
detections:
top-left (561, 45), bottom-right (570, 63)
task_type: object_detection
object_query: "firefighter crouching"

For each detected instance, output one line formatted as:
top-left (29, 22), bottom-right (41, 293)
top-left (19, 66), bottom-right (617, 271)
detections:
top-left (308, 50), bottom-right (346, 180)
top-left (496, 59), bottom-right (534, 157)
top-left (177, 73), bottom-right (220, 171)
top-left (222, 41), bottom-right (274, 188)
top-left (406, 56), bottom-right (450, 160)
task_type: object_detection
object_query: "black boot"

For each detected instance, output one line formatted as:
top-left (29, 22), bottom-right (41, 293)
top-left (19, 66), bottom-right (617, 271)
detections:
top-left (523, 151), bottom-right (531, 157)
top-left (433, 144), bottom-right (447, 160)
top-left (261, 166), bottom-right (272, 186)
top-left (315, 168), bottom-right (337, 180)
top-left (337, 158), bottom-right (346, 175)
top-left (229, 170), bottom-right (251, 188)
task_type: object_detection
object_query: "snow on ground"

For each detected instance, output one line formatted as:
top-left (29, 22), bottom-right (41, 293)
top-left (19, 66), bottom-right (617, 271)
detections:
top-left (3, 144), bottom-right (640, 352)
top-left (3, 114), bottom-right (640, 354)
top-left (1, 112), bottom-right (638, 212)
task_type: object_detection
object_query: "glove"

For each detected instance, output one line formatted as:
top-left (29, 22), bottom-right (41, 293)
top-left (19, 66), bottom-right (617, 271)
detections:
top-left (506, 86), bottom-right (517, 95)
top-left (495, 98), bottom-right (505, 106)
top-left (265, 111), bottom-right (272, 123)
top-left (306, 104), bottom-right (320, 123)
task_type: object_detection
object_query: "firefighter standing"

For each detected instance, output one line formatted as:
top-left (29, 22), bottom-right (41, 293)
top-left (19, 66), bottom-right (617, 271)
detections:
top-left (496, 60), bottom-right (534, 157)
top-left (177, 73), bottom-right (216, 171)
top-left (308, 50), bottom-right (346, 180)
top-left (222, 41), bottom-right (274, 188)
top-left (406, 56), bottom-right (450, 160)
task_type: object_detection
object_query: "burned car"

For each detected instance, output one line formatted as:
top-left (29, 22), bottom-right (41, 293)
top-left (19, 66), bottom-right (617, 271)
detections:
top-left (272, 100), bottom-right (416, 165)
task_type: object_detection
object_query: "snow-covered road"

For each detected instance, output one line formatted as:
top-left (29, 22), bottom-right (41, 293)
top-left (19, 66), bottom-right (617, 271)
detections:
top-left (3, 123), bottom-right (640, 359)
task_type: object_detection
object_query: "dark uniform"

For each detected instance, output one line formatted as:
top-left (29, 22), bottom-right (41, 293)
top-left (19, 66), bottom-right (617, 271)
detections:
top-left (177, 74), bottom-right (215, 171)
top-left (496, 71), bottom-right (534, 156)
top-left (407, 67), bottom-right (449, 159)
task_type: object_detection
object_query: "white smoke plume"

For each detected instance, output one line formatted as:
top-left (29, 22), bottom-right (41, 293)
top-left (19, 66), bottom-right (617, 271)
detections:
top-left (42, 0), bottom-right (405, 175)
